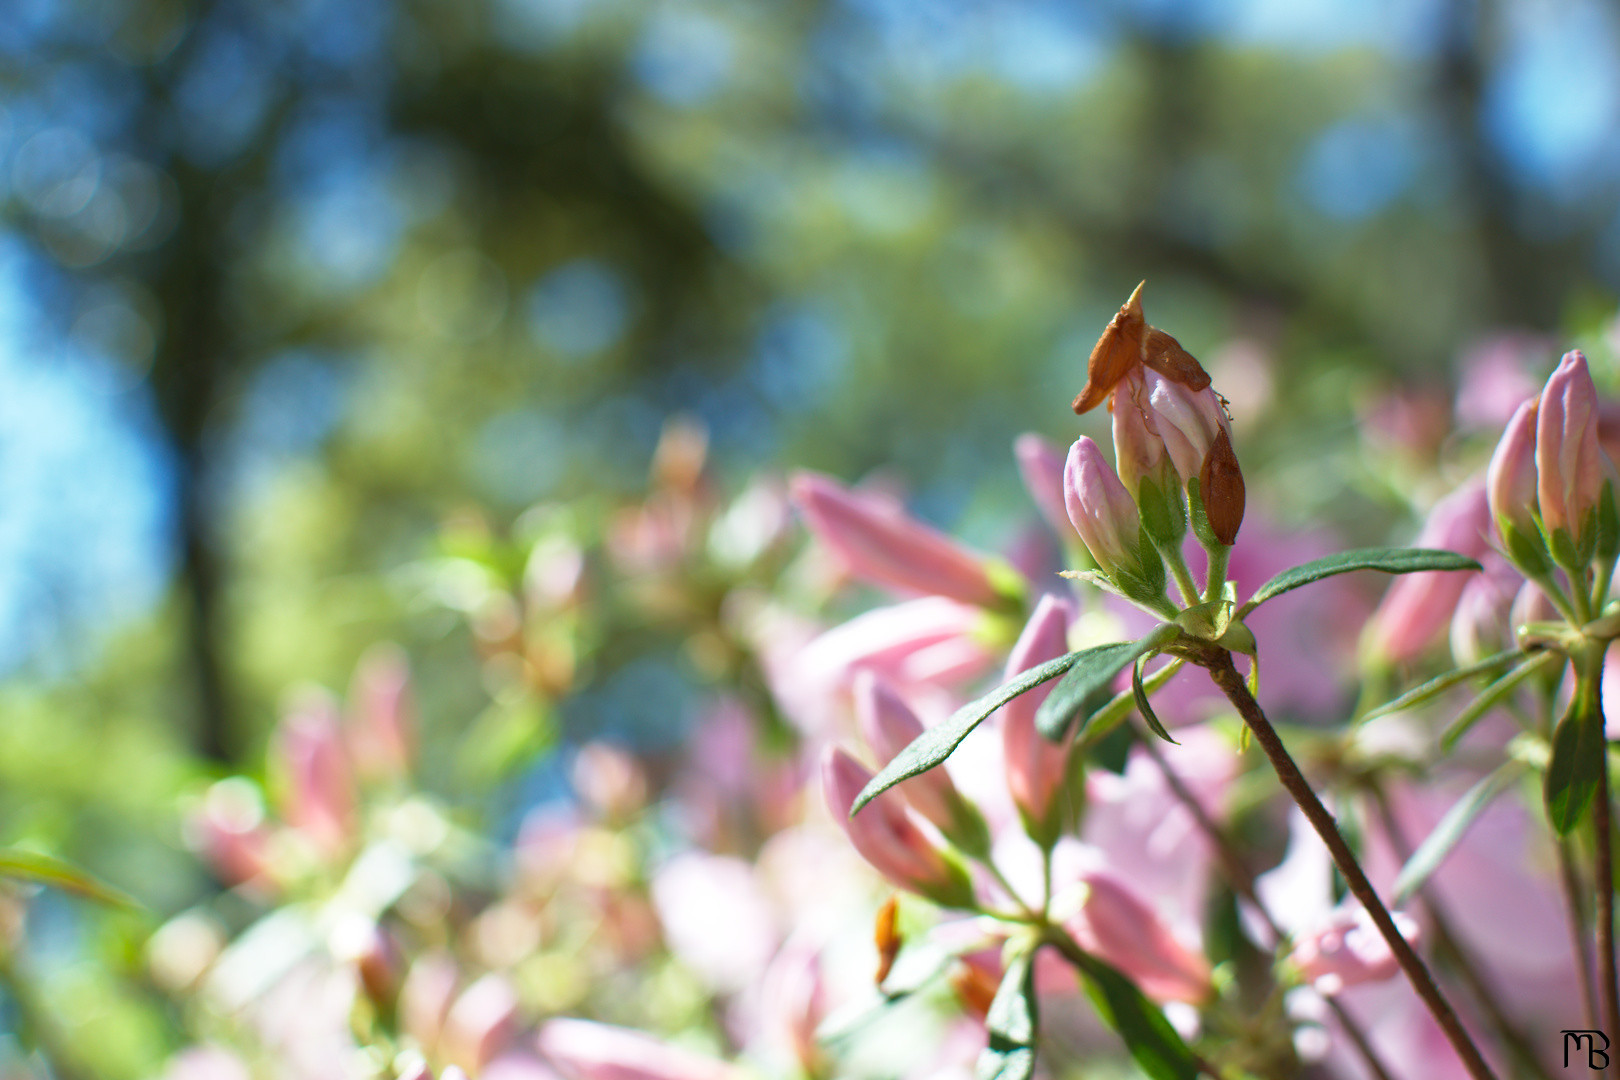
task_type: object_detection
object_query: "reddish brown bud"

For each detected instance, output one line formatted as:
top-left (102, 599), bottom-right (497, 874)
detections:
top-left (1199, 427), bottom-right (1245, 546)
top-left (874, 895), bottom-right (901, 987)
top-left (1073, 282), bottom-right (1146, 414)
top-left (1142, 327), bottom-right (1210, 392)
top-left (948, 960), bottom-right (1000, 1019)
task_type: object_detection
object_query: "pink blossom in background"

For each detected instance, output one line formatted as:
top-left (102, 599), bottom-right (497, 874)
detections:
top-left (1014, 433), bottom-right (1071, 542)
top-left (790, 472), bottom-right (1006, 606)
top-left (650, 852), bottom-right (779, 994)
top-left (1058, 868), bottom-right (1211, 1004)
top-left (1290, 907), bottom-right (1416, 995)
top-left (538, 1019), bottom-right (747, 1080)
top-left (442, 972), bottom-right (522, 1069)
top-left (1367, 482), bottom-right (1491, 664)
top-left (270, 690), bottom-right (357, 857)
top-left (1454, 333), bottom-right (1549, 430)
top-left (163, 1046), bottom-right (252, 1080)
top-left (998, 594), bottom-right (1076, 829)
top-left (346, 642), bottom-right (415, 784)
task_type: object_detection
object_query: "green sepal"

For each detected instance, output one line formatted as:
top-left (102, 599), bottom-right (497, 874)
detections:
top-left (1548, 524), bottom-right (1583, 573)
top-left (1132, 655), bottom-right (1177, 744)
top-left (1187, 477), bottom-right (1221, 551)
top-left (1596, 479), bottom-right (1620, 571)
top-left (1109, 523), bottom-right (1168, 607)
top-left (1137, 475), bottom-right (1187, 549)
top-left (1546, 679), bottom-right (1607, 836)
top-left (1500, 517), bottom-right (1555, 581)
top-left (916, 850), bottom-right (980, 911)
top-left (1215, 620), bottom-right (1257, 656)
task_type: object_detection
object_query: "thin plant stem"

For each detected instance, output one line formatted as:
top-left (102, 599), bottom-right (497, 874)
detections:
top-left (1134, 730), bottom-right (1398, 1080)
top-left (1368, 786), bottom-right (1552, 1080)
top-left (1161, 543), bottom-right (1201, 608)
top-left (1594, 760), bottom-right (1618, 1041)
top-left (1558, 836), bottom-right (1600, 1031)
top-left (1202, 544), bottom-right (1231, 605)
top-left (1199, 648), bottom-right (1499, 1080)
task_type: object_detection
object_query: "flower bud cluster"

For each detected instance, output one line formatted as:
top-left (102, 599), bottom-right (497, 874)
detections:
top-left (1060, 286), bottom-right (1246, 608)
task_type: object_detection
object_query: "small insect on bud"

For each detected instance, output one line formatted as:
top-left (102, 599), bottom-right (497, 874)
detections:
top-left (1198, 427), bottom-right (1246, 547)
top-left (1073, 282), bottom-right (1146, 414)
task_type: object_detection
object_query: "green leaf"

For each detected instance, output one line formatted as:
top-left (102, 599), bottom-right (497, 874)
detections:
top-left (976, 944), bottom-right (1039, 1080)
top-left (1239, 548), bottom-right (1481, 616)
top-left (0, 849), bottom-right (136, 908)
top-left (1069, 951), bottom-right (1200, 1080)
top-left (1035, 626), bottom-right (1181, 743)
top-left (1440, 651), bottom-right (1562, 751)
top-left (1359, 648), bottom-right (1528, 726)
top-left (1547, 688), bottom-right (1606, 835)
top-left (852, 651), bottom-right (1084, 816)
top-left (1392, 762), bottom-right (1526, 905)
top-left (1076, 658), bottom-right (1186, 753)
top-left (1132, 655), bottom-right (1177, 745)
top-left (1596, 479), bottom-right (1620, 570)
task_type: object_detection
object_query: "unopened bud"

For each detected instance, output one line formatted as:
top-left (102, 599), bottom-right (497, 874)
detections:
top-left (539, 1018), bottom-right (748, 1080)
top-left (1000, 595), bottom-right (1077, 838)
top-left (1198, 427), bottom-right (1246, 547)
top-left (1488, 399), bottom-right (1539, 543)
top-left (853, 672), bottom-right (978, 845)
top-left (1536, 350), bottom-right (1604, 554)
top-left (791, 473), bottom-right (1009, 606)
top-left (823, 747), bottom-right (974, 908)
top-left (1367, 483), bottom-right (1491, 663)
top-left (1060, 870), bottom-right (1211, 1004)
top-left (1065, 437), bottom-right (1166, 603)
top-left (1014, 433), bottom-right (1072, 541)
top-left (271, 691), bottom-right (356, 858)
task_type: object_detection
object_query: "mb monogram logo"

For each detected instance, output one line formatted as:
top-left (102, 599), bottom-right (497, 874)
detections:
top-left (1565, 1030), bottom-right (1612, 1068)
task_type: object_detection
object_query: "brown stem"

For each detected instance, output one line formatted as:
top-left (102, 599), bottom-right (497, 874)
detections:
top-left (1369, 787), bottom-right (1552, 1080)
top-left (1200, 649), bottom-right (1498, 1080)
top-left (1559, 837), bottom-right (1600, 1030)
top-left (1135, 733), bottom-right (1397, 1080)
top-left (1595, 760), bottom-right (1619, 1042)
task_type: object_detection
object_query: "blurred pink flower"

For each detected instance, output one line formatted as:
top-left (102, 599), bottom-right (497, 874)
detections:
top-left (999, 595), bottom-right (1076, 830)
top-left (163, 1046), bottom-right (252, 1080)
top-left (1448, 552), bottom-right (1523, 666)
top-left (822, 747), bottom-right (971, 906)
top-left (442, 973), bottom-right (521, 1070)
top-left (1014, 433), bottom-right (1072, 541)
top-left (1059, 868), bottom-right (1210, 1004)
top-left (650, 852), bottom-right (779, 994)
top-left (270, 690), bottom-right (357, 857)
top-left (791, 472), bottom-right (1007, 605)
top-left (1367, 482), bottom-right (1490, 664)
top-left (854, 670), bottom-right (967, 834)
top-left (1454, 334), bottom-right (1548, 430)
top-left (1290, 907), bottom-right (1417, 996)
top-left (347, 643), bottom-right (414, 783)
top-left (538, 1019), bottom-right (747, 1080)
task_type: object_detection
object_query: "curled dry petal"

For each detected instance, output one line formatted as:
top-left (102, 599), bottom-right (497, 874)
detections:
top-left (1142, 326), bottom-right (1211, 391)
top-left (1073, 282), bottom-right (1146, 414)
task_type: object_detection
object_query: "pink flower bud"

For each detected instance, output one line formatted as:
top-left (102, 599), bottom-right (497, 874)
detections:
top-left (822, 747), bottom-right (970, 905)
top-left (1486, 398), bottom-right (1539, 540)
top-left (1000, 595), bottom-right (1076, 827)
top-left (538, 1018), bottom-right (747, 1080)
top-left (271, 691), bottom-right (356, 856)
top-left (1145, 371), bottom-right (1228, 486)
top-left (348, 644), bottom-right (414, 783)
top-left (1367, 483), bottom-right (1491, 662)
top-left (1111, 369), bottom-right (1172, 498)
top-left (1015, 433), bottom-right (1072, 540)
top-left (853, 671), bottom-right (963, 833)
top-left (1063, 437), bottom-right (1141, 573)
top-left (789, 597), bottom-right (995, 701)
top-left (1448, 554), bottom-right (1522, 666)
top-left (442, 973), bottom-right (520, 1069)
top-left (1536, 350), bottom-right (1604, 538)
top-left (790, 473), bottom-right (1004, 605)
top-left (1062, 869), bottom-right (1211, 1004)
top-left (1290, 907), bottom-right (1419, 995)
top-left (185, 779), bottom-right (275, 888)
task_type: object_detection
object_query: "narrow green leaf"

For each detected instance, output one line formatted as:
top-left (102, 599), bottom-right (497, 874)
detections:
top-left (1035, 626), bottom-right (1180, 743)
top-left (1440, 651), bottom-right (1562, 751)
top-left (1132, 655), bottom-right (1177, 745)
top-left (1547, 691), bottom-right (1606, 835)
top-left (852, 651), bottom-right (1083, 816)
top-left (0, 849), bottom-right (136, 908)
top-left (1360, 648), bottom-right (1528, 726)
top-left (1070, 951), bottom-right (1200, 1080)
top-left (1076, 658), bottom-right (1186, 753)
top-left (1392, 762), bottom-right (1526, 904)
top-left (976, 945), bottom-right (1039, 1080)
top-left (1240, 548), bottom-right (1480, 616)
